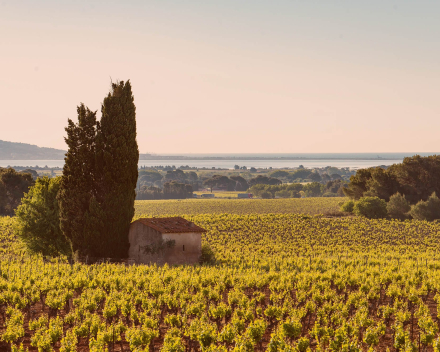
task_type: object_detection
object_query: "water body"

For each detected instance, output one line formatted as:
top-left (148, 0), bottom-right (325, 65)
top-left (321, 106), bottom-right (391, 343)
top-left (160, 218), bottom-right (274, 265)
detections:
top-left (1, 153), bottom-right (437, 169)
top-left (139, 159), bottom-right (405, 169)
top-left (159, 152), bottom-right (437, 160)
top-left (0, 158), bottom-right (405, 169)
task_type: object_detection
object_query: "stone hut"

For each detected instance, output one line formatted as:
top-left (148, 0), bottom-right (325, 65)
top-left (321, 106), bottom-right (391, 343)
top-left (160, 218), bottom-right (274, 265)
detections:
top-left (128, 217), bottom-right (206, 265)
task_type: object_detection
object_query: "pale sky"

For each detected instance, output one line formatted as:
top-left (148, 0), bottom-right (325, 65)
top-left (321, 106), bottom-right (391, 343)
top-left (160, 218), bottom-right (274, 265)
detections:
top-left (1, 0), bottom-right (439, 154)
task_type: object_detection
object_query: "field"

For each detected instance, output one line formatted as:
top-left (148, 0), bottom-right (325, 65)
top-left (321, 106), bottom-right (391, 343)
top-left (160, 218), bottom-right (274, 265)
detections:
top-left (134, 197), bottom-right (342, 217)
top-left (1, 198), bottom-right (440, 351)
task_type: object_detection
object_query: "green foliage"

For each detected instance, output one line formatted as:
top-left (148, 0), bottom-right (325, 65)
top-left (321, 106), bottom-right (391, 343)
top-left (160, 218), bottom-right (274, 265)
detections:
top-left (58, 104), bottom-right (100, 257)
top-left (287, 169), bottom-right (311, 181)
top-left (363, 167), bottom-right (398, 201)
top-left (246, 319), bottom-right (266, 344)
top-left (229, 176), bottom-right (249, 192)
top-left (322, 180), bottom-right (346, 196)
top-left (2, 308), bottom-right (24, 344)
top-left (0, 216), bottom-right (23, 257)
top-left (58, 81), bottom-right (139, 259)
top-left (203, 175), bottom-right (235, 192)
top-left (275, 190), bottom-right (291, 198)
top-left (302, 182), bottom-right (323, 197)
top-left (387, 192), bottom-right (411, 220)
top-left (199, 243), bottom-right (216, 265)
top-left (125, 325), bottom-right (158, 351)
top-left (322, 192), bottom-right (338, 197)
top-left (15, 177), bottom-right (71, 256)
top-left (340, 200), bottom-right (355, 213)
top-left (249, 184), bottom-right (302, 199)
top-left (345, 155), bottom-right (440, 204)
top-left (0, 167), bottom-right (34, 215)
top-left (295, 337), bottom-right (310, 352)
top-left (261, 191), bottom-right (272, 199)
top-left (281, 319), bottom-right (301, 340)
top-left (344, 166), bottom-right (399, 202)
top-left (164, 169), bottom-right (198, 184)
top-left (20, 169), bottom-right (38, 180)
top-left (409, 192), bottom-right (440, 221)
top-left (95, 80), bottom-right (139, 258)
top-left (161, 328), bottom-right (185, 352)
top-left (136, 186), bottom-right (164, 200)
top-left (30, 316), bottom-right (63, 351)
top-left (138, 169), bottom-right (163, 185)
top-left (269, 170), bottom-right (290, 179)
top-left (307, 172), bottom-right (322, 182)
top-left (138, 182), bottom-right (193, 200)
top-left (59, 329), bottom-right (78, 352)
top-left (353, 197), bottom-right (387, 219)
top-left (163, 182), bottom-right (193, 199)
top-left (248, 175), bottom-right (282, 187)
top-left (343, 168), bottom-right (373, 200)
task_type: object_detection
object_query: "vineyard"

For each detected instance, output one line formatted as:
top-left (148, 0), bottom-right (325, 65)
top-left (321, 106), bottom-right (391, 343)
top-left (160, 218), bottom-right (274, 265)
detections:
top-left (1, 199), bottom-right (440, 351)
top-left (134, 198), bottom-right (342, 217)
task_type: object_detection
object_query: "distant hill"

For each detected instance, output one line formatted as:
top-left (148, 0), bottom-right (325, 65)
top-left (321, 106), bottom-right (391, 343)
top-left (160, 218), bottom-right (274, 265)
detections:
top-left (0, 140), bottom-right (66, 160)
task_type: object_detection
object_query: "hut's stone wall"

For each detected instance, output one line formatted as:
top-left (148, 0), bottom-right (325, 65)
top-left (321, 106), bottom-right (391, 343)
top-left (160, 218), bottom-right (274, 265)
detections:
top-left (128, 222), bottom-right (202, 265)
top-left (161, 232), bottom-right (202, 265)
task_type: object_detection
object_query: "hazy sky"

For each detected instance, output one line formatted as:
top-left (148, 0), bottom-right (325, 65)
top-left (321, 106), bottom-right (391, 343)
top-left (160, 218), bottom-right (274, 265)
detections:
top-left (1, 0), bottom-right (439, 154)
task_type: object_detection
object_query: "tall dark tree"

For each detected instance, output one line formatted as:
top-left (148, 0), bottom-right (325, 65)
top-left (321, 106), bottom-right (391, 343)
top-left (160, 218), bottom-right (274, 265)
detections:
top-left (58, 104), bottom-right (100, 257)
top-left (95, 81), bottom-right (139, 258)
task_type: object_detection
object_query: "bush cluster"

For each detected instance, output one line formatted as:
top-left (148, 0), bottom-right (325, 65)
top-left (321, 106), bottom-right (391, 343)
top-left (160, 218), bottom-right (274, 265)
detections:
top-left (341, 192), bottom-right (440, 221)
top-left (249, 184), bottom-right (303, 199)
top-left (344, 154), bottom-right (440, 204)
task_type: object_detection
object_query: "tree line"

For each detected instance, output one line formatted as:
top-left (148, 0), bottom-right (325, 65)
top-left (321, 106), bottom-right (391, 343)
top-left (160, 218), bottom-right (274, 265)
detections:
top-left (136, 169), bottom-right (349, 199)
top-left (249, 180), bottom-right (346, 199)
top-left (343, 155), bottom-right (440, 221)
top-left (136, 169), bottom-right (197, 200)
top-left (137, 182), bottom-right (194, 200)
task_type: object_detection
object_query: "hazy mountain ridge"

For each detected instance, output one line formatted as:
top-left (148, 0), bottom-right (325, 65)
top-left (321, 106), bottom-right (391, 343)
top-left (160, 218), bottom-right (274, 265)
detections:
top-left (0, 140), bottom-right (66, 160)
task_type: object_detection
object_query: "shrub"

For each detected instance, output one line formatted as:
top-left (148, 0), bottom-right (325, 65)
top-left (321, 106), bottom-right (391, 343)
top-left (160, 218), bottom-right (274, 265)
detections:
top-left (249, 184), bottom-right (302, 199)
top-left (275, 190), bottom-right (291, 198)
top-left (303, 182), bottom-right (323, 197)
top-left (409, 192), bottom-right (440, 221)
top-left (290, 191), bottom-right (301, 198)
top-left (199, 243), bottom-right (216, 265)
top-left (260, 191), bottom-right (273, 199)
top-left (322, 192), bottom-right (339, 197)
top-left (323, 210), bottom-right (346, 217)
top-left (269, 170), bottom-right (289, 179)
top-left (340, 200), bottom-right (355, 213)
top-left (14, 177), bottom-right (71, 256)
top-left (353, 197), bottom-right (387, 219)
top-left (387, 192), bottom-right (411, 220)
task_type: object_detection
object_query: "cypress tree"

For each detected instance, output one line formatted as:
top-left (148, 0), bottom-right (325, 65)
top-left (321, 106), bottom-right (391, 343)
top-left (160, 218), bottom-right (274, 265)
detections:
top-left (58, 104), bottom-right (100, 257)
top-left (95, 80), bottom-right (139, 258)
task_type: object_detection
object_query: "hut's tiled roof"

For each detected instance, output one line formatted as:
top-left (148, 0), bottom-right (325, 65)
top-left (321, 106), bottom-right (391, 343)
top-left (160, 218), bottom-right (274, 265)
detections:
top-left (133, 217), bottom-right (206, 234)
